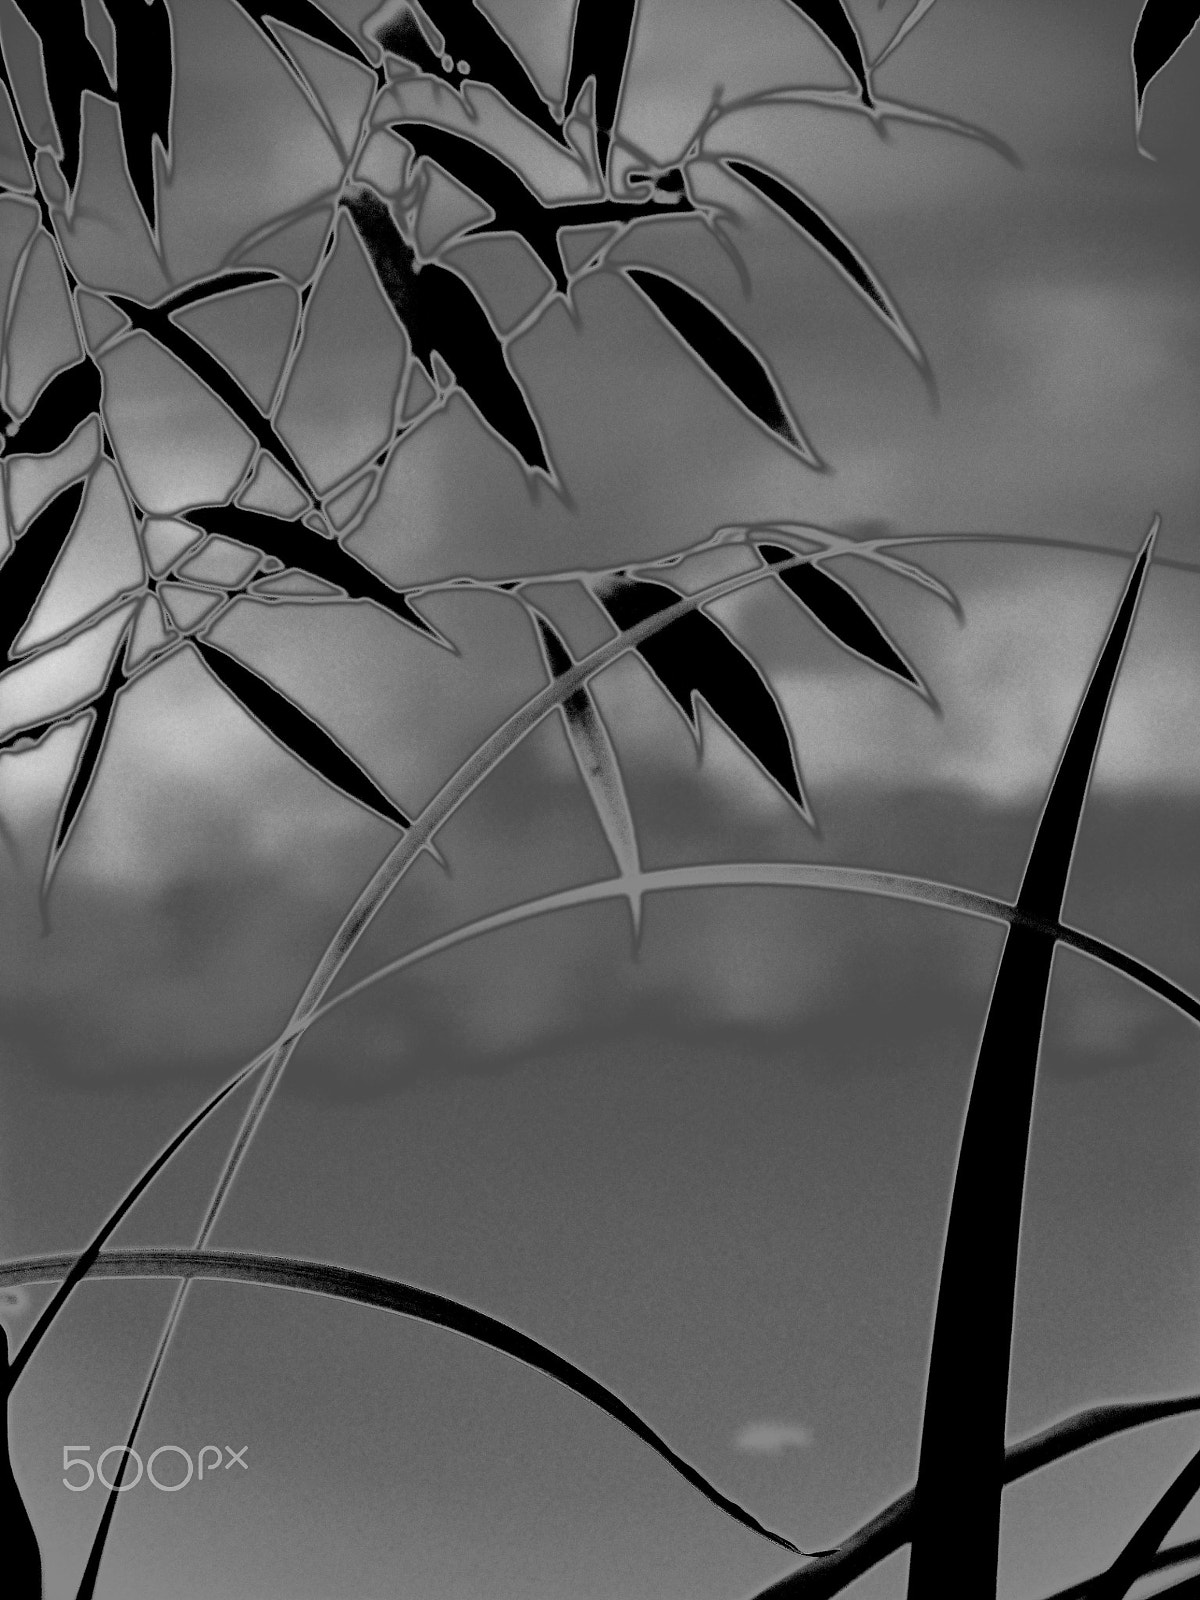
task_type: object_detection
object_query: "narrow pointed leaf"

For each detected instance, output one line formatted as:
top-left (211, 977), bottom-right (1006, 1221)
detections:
top-left (185, 504), bottom-right (440, 643)
top-left (781, 0), bottom-right (873, 104)
top-left (390, 119), bottom-right (571, 292)
top-left (389, 121), bottom-right (696, 296)
top-left (194, 639), bottom-right (411, 829)
top-left (534, 613), bottom-right (642, 926)
top-left (0, 477), bottom-right (87, 663)
top-left (9, 0), bottom-right (113, 188)
top-left (2, 1246), bottom-right (803, 1558)
top-left (623, 267), bottom-right (821, 467)
top-left (158, 269), bottom-right (284, 317)
top-left (345, 187), bottom-right (552, 478)
top-left (722, 157), bottom-right (928, 378)
top-left (107, 294), bottom-right (312, 495)
top-left (757, 541), bottom-right (926, 693)
top-left (562, 0), bottom-right (639, 176)
top-left (2, 357), bottom-right (102, 459)
top-left (594, 574), bottom-right (809, 817)
top-left (906, 522), bottom-right (1158, 1596)
top-left (874, 0), bottom-right (942, 66)
top-left (1131, 1), bottom-right (1200, 151)
top-left (413, 0), bottom-right (568, 146)
top-left (99, 0), bottom-right (173, 233)
top-left (231, 0), bottom-right (373, 69)
top-left (376, 7), bottom-right (465, 92)
top-left (43, 622), bottom-right (133, 901)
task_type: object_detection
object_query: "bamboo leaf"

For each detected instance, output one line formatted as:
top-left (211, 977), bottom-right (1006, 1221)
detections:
top-left (0, 477), bottom-right (88, 663)
top-left (562, 0), bottom-right (639, 177)
top-left (193, 638), bottom-right (411, 830)
top-left (780, 0), bottom-right (873, 105)
top-left (906, 520), bottom-right (1159, 1595)
top-left (375, 7), bottom-right (465, 93)
top-left (185, 503), bottom-right (442, 643)
top-left (345, 186), bottom-right (554, 480)
top-left (410, 0), bottom-right (568, 146)
top-left (1131, 0), bottom-right (1200, 155)
top-left (5, 1245), bottom-right (805, 1560)
top-left (99, 0), bottom-right (173, 233)
top-left (1, 356), bottom-right (102, 459)
top-left (720, 157), bottom-right (930, 382)
top-left (9, 0), bottom-right (112, 189)
top-left (106, 293), bottom-right (313, 496)
top-left (41, 617), bottom-right (134, 907)
top-left (533, 611), bottom-right (643, 933)
top-left (756, 540), bottom-right (928, 696)
top-left (230, 0), bottom-right (373, 70)
top-left (594, 573), bottom-right (811, 819)
top-left (389, 120), bottom-right (697, 297)
top-left (623, 266), bottom-right (823, 468)
top-left (874, 0), bottom-right (942, 67)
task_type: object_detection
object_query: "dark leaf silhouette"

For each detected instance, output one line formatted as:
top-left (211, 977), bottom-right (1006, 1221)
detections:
top-left (594, 574), bottom-right (809, 817)
top-left (390, 120), bottom-right (695, 295)
top-left (534, 612), bottom-right (642, 927)
top-left (42, 620), bottom-right (133, 901)
top-left (230, 0), bottom-right (373, 70)
top-left (376, 6), bottom-right (465, 93)
top-left (623, 267), bottom-right (822, 467)
top-left (1, 356), bottom-right (101, 458)
top-left (756, 540), bottom-right (926, 694)
top-left (99, 0), bottom-right (173, 232)
top-left (1, 1246), bottom-right (804, 1559)
top-left (782, 0), bottom-right (873, 105)
top-left (561, 0), bottom-right (639, 177)
top-left (9, 0), bottom-right (112, 189)
top-left (1131, 0), bottom-right (1200, 151)
top-left (0, 1330), bottom-right (41, 1599)
top-left (345, 186), bottom-right (552, 478)
top-left (185, 503), bottom-right (440, 642)
top-left (0, 477), bottom-right (87, 663)
top-left (721, 158), bottom-right (928, 379)
top-left (106, 292), bottom-right (312, 496)
top-left (409, 0), bottom-right (568, 146)
top-left (193, 638), bottom-right (411, 831)
top-left (907, 522), bottom-right (1158, 1594)
top-left (158, 268), bottom-right (284, 317)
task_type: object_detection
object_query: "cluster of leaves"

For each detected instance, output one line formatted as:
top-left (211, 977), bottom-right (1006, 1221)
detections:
top-left (1, 2), bottom-right (1198, 1598)
top-left (0, 0), bottom-right (1009, 914)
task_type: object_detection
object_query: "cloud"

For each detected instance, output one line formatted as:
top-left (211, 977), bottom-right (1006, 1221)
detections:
top-left (733, 1420), bottom-right (814, 1455)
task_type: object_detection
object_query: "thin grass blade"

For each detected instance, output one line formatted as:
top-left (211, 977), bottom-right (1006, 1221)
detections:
top-left (906, 520), bottom-right (1158, 1596)
top-left (874, 0), bottom-right (942, 67)
top-left (2, 357), bottom-right (102, 459)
